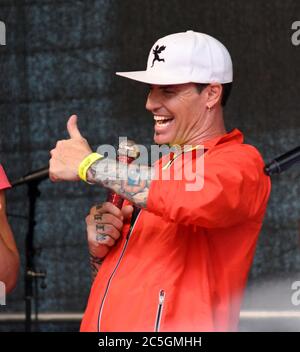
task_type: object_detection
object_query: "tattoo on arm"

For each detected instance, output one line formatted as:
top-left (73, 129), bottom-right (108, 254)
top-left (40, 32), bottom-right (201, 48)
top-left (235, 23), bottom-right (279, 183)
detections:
top-left (89, 253), bottom-right (105, 281)
top-left (86, 159), bottom-right (154, 208)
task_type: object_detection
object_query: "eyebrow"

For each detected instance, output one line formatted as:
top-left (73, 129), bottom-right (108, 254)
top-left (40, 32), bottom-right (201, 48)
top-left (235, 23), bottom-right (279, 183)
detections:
top-left (148, 84), bottom-right (177, 90)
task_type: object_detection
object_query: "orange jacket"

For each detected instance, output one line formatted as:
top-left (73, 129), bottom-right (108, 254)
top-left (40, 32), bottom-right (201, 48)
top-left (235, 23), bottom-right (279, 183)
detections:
top-left (80, 129), bottom-right (271, 332)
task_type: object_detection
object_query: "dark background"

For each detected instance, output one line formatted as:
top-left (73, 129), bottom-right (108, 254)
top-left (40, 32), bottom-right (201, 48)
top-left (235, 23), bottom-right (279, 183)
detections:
top-left (0, 0), bottom-right (299, 331)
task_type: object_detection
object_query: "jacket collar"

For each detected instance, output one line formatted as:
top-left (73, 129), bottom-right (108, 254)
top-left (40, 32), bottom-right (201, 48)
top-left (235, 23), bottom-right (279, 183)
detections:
top-left (160, 129), bottom-right (244, 170)
top-left (201, 128), bottom-right (244, 150)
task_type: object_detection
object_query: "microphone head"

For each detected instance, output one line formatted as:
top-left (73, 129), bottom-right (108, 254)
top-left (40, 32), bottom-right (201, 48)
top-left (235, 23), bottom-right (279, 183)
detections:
top-left (118, 139), bottom-right (140, 159)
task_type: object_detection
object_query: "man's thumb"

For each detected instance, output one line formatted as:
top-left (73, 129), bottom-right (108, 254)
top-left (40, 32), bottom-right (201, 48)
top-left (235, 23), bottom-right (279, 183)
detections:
top-left (67, 115), bottom-right (83, 139)
top-left (121, 205), bottom-right (134, 220)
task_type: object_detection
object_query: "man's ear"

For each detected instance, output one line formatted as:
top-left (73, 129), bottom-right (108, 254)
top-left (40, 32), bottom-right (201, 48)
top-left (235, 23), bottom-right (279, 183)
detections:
top-left (206, 83), bottom-right (223, 109)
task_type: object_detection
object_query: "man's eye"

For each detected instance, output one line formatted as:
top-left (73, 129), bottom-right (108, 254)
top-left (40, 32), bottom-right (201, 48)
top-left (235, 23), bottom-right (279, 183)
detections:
top-left (163, 90), bottom-right (174, 95)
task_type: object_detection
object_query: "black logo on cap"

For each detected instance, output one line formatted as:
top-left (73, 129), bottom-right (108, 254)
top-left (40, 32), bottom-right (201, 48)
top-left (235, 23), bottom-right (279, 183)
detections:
top-left (151, 45), bottom-right (166, 67)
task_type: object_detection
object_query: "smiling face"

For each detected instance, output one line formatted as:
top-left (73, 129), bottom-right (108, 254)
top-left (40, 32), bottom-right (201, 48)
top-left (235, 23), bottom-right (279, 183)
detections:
top-left (145, 83), bottom-right (209, 146)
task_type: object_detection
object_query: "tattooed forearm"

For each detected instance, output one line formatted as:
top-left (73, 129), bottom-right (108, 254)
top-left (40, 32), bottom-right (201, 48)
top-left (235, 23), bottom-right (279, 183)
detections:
top-left (89, 253), bottom-right (105, 281)
top-left (86, 159), bottom-right (154, 208)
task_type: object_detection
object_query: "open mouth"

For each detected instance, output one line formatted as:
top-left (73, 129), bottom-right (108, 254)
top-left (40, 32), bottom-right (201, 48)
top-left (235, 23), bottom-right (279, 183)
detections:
top-left (154, 116), bottom-right (175, 126)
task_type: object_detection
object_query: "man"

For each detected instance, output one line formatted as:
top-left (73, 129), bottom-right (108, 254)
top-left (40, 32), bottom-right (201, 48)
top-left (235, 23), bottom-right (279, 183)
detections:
top-left (49, 31), bottom-right (271, 331)
top-left (0, 164), bottom-right (20, 293)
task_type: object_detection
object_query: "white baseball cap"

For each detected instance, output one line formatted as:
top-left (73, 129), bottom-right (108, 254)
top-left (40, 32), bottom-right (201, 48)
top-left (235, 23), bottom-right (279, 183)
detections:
top-left (116, 30), bottom-right (233, 85)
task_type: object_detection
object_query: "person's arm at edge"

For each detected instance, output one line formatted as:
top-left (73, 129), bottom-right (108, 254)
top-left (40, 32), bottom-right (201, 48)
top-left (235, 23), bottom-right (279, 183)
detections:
top-left (0, 190), bottom-right (20, 293)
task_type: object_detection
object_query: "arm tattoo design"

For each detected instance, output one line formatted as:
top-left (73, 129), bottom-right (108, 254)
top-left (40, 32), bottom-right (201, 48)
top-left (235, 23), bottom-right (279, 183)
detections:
top-left (89, 253), bottom-right (105, 281)
top-left (86, 158), bottom-right (154, 208)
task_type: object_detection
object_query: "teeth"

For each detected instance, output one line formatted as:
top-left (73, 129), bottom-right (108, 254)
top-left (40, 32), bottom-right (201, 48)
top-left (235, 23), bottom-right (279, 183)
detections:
top-left (154, 115), bottom-right (173, 121)
top-left (156, 119), bottom-right (173, 126)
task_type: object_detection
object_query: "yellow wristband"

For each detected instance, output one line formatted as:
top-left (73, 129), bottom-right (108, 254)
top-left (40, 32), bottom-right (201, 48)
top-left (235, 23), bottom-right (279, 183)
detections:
top-left (78, 153), bottom-right (104, 182)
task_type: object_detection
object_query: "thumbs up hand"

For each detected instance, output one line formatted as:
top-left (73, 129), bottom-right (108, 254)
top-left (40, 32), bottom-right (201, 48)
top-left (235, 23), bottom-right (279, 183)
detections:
top-left (67, 114), bottom-right (84, 139)
top-left (49, 115), bottom-right (92, 182)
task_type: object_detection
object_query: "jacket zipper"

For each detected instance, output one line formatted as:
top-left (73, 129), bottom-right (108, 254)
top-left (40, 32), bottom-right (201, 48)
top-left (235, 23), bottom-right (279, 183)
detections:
top-left (154, 289), bottom-right (166, 332)
top-left (97, 209), bottom-right (141, 332)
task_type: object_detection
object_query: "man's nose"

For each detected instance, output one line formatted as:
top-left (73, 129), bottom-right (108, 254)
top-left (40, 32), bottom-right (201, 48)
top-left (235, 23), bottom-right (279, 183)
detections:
top-left (145, 90), bottom-right (162, 112)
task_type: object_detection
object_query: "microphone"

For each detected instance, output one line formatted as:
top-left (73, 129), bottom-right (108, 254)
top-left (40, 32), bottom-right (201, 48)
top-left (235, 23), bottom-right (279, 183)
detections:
top-left (264, 145), bottom-right (300, 175)
top-left (11, 167), bottom-right (49, 187)
top-left (106, 140), bottom-right (140, 209)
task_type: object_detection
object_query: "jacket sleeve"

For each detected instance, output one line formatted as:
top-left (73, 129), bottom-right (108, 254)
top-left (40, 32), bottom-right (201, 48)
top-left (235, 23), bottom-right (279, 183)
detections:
top-left (146, 145), bottom-right (271, 228)
top-left (0, 165), bottom-right (11, 191)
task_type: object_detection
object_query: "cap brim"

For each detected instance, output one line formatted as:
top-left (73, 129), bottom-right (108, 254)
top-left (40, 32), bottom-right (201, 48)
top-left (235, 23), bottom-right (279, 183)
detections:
top-left (116, 70), bottom-right (193, 85)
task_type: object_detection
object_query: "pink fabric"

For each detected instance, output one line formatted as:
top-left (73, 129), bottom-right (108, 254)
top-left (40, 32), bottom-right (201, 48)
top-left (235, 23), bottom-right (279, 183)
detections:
top-left (0, 164), bottom-right (11, 190)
